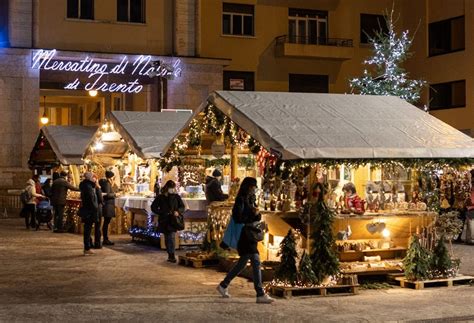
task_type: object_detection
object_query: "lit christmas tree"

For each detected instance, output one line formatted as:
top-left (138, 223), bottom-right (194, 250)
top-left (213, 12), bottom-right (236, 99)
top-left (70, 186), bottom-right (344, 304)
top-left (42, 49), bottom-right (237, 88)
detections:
top-left (403, 234), bottom-right (431, 281)
top-left (430, 236), bottom-right (452, 278)
top-left (274, 229), bottom-right (298, 286)
top-left (350, 8), bottom-right (426, 104)
top-left (298, 251), bottom-right (317, 286)
top-left (310, 183), bottom-right (339, 284)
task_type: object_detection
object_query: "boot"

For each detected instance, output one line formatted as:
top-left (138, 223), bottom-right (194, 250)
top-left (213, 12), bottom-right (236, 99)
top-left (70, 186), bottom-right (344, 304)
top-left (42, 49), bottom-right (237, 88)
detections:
top-left (167, 253), bottom-right (177, 263)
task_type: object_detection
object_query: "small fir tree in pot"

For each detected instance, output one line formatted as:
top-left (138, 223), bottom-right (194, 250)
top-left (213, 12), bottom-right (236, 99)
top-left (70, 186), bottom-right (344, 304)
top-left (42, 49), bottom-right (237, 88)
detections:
top-left (309, 182), bottom-right (340, 284)
top-left (298, 251), bottom-right (317, 286)
top-left (430, 236), bottom-right (453, 278)
top-left (274, 229), bottom-right (298, 286)
top-left (403, 234), bottom-right (431, 281)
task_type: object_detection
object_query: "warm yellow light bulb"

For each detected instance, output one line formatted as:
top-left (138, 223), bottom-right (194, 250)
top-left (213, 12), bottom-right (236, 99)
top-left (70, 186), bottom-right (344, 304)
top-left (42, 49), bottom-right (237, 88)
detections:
top-left (89, 90), bottom-right (98, 97)
top-left (382, 229), bottom-right (390, 238)
top-left (40, 116), bottom-right (49, 125)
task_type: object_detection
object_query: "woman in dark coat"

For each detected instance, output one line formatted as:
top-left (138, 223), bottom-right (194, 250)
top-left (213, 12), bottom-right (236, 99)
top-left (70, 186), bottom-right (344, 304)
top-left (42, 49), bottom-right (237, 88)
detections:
top-left (151, 180), bottom-right (185, 263)
top-left (79, 172), bottom-right (100, 256)
top-left (99, 170), bottom-right (116, 246)
top-left (217, 177), bottom-right (274, 304)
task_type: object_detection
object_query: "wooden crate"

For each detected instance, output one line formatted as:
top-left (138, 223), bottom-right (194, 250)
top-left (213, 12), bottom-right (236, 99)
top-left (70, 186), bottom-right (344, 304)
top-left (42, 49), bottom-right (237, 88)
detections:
top-left (178, 255), bottom-right (219, 268)
top-left (395, 275), bottom-right (474, 290)
top-left (269, 284), bottom-right (359, 299)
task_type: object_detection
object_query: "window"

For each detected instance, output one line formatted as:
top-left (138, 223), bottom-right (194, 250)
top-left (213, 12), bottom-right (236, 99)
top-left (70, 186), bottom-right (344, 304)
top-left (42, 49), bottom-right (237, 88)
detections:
top-left (223, 71), bottom-right (254, 91)
top-left (289, 74), bottom-right (328, 93)
top-left (288, 9), bottom-right (327, 45)
top-left (360, 14), bottom-right (388, 44)
top-left (67, 0), bottom-right (94, 20)
top-left (0, 0), bottom-right (9, 47)
top-left (429, 80), bottom-right (466, 110)
top-left (222, 3), bottom-right (254, 36)
top-left (117, 0), bottom-right (146, 23)
top-left (429, 16), bottom-right (464, 56)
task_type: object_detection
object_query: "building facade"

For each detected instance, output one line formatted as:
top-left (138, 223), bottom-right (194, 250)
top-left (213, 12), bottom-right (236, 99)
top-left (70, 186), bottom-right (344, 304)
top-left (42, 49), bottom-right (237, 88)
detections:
top-left (0, 0), bottom-right (472, 188)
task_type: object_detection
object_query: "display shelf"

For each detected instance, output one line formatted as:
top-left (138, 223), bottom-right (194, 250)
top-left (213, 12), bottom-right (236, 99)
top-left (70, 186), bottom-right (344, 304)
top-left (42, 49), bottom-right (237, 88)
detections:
top-left (338, 247), bottom-right (407, 255)
top-left (336, 211), bottom-right (437, 220)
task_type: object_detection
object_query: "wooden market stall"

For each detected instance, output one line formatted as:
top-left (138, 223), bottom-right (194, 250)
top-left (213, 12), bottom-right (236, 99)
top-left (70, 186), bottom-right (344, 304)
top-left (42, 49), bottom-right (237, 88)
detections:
top-left (183, 91), bottom-right (474, 276)
top-left (82, 110), bottom-right (208, 244)
top-left (28, 125), bottom-right (97, 233)
top-left (29, 125), bottom-right (97, 186)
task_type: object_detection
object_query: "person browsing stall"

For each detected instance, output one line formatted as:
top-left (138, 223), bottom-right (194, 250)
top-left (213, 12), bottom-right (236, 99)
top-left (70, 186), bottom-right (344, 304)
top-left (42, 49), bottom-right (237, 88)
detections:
top-left (205, 169), bottom-right (228, 203)
top-left (99, 170), bottom-right (116, 246)
top-left (51, 171), bottom-right (79, 233)
top-left (151, 180), bottom-right (185, 263)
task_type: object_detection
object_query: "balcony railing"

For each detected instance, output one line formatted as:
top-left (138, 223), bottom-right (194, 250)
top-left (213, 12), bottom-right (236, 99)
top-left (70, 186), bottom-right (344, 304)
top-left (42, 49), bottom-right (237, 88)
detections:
top-left (276, 35), bottom-right (353, 47)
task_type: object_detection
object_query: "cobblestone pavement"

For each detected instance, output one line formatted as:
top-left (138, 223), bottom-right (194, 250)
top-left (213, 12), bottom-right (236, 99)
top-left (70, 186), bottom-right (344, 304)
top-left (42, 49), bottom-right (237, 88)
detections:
top-left (0, 218), bottom-right (473, 322)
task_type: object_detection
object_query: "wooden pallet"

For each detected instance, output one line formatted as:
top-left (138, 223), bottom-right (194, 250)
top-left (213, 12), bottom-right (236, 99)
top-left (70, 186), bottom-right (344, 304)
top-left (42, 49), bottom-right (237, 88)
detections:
top-left (395, 275), bottom-right (474, 290)
top-left (269, 284), bottom-right (359, 299)
top-left (178, 255), bottom-right (219, 268)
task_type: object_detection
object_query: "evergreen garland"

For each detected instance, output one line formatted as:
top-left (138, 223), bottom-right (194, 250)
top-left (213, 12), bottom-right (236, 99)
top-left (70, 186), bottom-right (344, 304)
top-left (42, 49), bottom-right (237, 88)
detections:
top-left (403, 235), bottom-right (431, 281)
top-left (274, 229), bottom-right (298, 286)
top-left (430, 236), bottom-right (452, 278)
top-left (298, 251), bottom-right (317, 286)
top-left (310, 184), bottom-right (340, 284)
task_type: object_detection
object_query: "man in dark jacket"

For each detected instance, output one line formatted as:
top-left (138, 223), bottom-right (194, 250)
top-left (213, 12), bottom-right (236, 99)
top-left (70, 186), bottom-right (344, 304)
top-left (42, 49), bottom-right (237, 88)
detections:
top-left (79, 172), bottom-right (99, 255)
top-left (51, 171), bottom-right (79, 233)
top-left (99, 170), bottom-right (116, 246)
top-left (205, 169), bottom-right (228, 203)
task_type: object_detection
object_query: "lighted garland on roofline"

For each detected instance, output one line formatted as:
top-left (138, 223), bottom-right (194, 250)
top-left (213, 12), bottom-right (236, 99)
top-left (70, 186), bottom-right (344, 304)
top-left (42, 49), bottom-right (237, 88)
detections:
top-left (160, 103), bottom-right (473, 173)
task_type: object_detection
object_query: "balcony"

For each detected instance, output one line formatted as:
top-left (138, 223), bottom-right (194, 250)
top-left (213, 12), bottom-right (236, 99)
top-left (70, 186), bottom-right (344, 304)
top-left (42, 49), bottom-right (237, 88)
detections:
top-left (275, 35), bottom-right (354, 60)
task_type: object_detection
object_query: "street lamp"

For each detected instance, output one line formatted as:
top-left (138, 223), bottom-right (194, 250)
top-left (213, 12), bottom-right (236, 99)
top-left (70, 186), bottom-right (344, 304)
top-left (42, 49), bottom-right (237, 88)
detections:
top-left (40, 96), bottom-right (49, 125)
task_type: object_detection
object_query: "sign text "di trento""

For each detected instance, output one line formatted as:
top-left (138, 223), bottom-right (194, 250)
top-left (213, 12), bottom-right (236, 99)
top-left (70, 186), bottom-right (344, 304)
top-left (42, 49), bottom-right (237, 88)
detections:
top-left (32, 49), bottom-right (182, 94)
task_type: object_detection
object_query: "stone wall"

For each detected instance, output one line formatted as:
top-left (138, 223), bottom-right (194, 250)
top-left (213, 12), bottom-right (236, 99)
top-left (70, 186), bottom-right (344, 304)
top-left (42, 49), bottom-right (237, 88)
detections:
top-left (167, 58), bottom-right (224, 111)
top-left (8, 0), bottom-right (33, 48)
top-left (174, 0), bottom-right (196, 56)
top-left (0, 48), bottom-right (39, 189)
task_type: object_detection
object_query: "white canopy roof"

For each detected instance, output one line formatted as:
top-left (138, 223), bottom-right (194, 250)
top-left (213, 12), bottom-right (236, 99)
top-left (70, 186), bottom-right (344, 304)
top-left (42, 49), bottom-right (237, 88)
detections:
top-left (41, 126), bottom-right (97, 165)
top-left (207, 91), bottom-right (474, 160)
top-left (107, 110), bottom-right (194, 159)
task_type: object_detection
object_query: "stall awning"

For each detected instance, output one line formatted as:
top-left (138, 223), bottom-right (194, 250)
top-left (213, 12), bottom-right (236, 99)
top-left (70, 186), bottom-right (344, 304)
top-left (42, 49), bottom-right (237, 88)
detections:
top-left (207, 91), bottom-right (474, 160)
top-left (37, 126), bottom-right (97, 165)
top-left (108, 110), bottom-right (194, 159)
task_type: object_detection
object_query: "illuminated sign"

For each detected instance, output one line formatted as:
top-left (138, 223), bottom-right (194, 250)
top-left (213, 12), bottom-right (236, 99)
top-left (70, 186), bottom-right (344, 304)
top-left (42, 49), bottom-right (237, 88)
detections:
top-left (32, 49), bottom-right (182, 94)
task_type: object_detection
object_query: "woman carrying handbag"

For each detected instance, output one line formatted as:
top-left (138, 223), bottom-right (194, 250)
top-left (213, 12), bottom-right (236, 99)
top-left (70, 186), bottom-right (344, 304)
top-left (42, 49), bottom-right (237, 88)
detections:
top-left (151, 180), bottom-right (185, 263)
top-left (216, 177), bottom-right (274, 304)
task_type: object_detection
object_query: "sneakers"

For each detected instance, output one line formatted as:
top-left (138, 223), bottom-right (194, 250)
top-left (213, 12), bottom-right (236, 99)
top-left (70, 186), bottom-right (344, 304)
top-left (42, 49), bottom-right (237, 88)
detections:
top-left (216, 285), bottom-right (230, 298)
top-left (256, 294), bottom-right (274, 304)
top-left (103, 240), bottom-right (115, 246)
top-left (83, 250), bottom-right (95, 256)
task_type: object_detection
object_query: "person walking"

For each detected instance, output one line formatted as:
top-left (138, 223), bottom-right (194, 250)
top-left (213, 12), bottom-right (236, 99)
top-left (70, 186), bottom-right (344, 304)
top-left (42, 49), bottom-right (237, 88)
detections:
top-left (99, 170), bottom-right (116, 246)
top-left (51, 171), bottom-right (79, 233)
top-left (205, 169), bottom-right (228, 203)
top-left (151, 180), bottom-right (185, 263)
top-left (216, 177), bottom-right (274, 304)
top-left (23, 179), bottom-right (46, 229)
top-left (79, 172), bottom-right (100, 256)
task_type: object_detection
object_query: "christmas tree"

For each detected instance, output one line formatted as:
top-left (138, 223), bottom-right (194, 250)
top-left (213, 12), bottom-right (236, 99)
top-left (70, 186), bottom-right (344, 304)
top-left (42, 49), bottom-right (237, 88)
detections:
top-left (274, 229), bottom-right (298, 286)
top-left (310, 183), bottom-right (340, 284)
top-left (403, 235), bottom-right (431, 281)
top-left (298, 251), bottom-right (317, 287)
top-left (350, 8), bottom-right (425, 104)
top-left (430, 236), bottom-right (452, 278)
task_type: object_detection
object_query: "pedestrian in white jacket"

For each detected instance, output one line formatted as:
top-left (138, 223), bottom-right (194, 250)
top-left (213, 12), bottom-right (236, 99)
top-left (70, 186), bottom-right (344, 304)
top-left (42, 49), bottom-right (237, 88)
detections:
top-left (24, 179), bottom-right (45, 229)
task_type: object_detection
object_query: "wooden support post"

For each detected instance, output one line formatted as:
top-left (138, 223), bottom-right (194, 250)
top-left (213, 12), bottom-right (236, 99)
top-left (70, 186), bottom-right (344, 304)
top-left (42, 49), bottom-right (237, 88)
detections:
top-left (231, 145), bottom-right (238, 179)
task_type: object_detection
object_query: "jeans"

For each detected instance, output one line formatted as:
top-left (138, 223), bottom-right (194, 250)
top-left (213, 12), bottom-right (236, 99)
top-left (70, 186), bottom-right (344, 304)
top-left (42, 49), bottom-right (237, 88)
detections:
top-left (83, 220), bottom-right (93, 250)
top-left (102, 217), bottom-right (112, 241)
top-left (220, 253), bottom-right (264, 297)
top-left (164, 232), bottom-right (176, 256)
top-left (24, 204), bottom-right (36, 228)
top-left (53, 204), bottom-right (65, 231)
